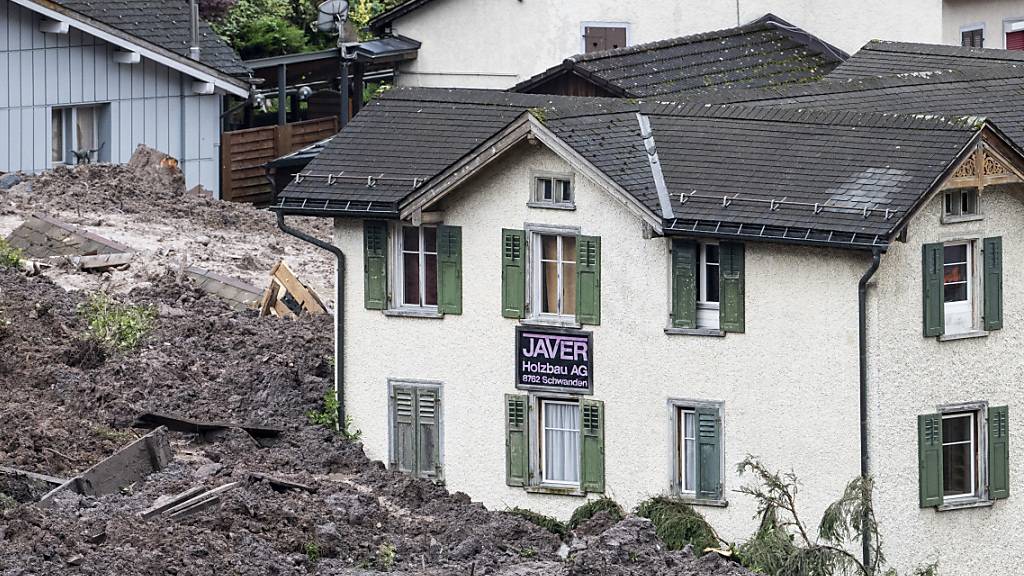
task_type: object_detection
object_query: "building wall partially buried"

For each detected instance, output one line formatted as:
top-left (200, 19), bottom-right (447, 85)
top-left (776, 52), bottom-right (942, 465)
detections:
top-left (942, 0), bottom-right (1024, 48)
top-left (334, 141), bottom-right (869, 542)
top-left (386, 0), bottom-right (943, 89)
top-left (868, 182), bottom-right (1024, 576)
top-left (0, 0), bottom-right (223, 195)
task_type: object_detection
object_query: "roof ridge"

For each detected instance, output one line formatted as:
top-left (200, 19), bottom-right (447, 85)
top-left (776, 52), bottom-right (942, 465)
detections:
top-left (570, 20), bottom-right (773, 64)
top-left (860, 39), bottom-right (1024, 63)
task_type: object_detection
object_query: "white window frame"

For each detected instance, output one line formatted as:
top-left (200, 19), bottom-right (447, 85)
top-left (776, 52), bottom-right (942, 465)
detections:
top-left (678, 407), bottom-right (697, 495)
top-left (393, 224), bottom-right (438, 311)
top-left (941, 412), bottom-right (977, 500)
top-left (528, 172), bottom-right (575, 210)
top-left (696, 242), bottom-right (720, 330)
top-left (942, 241), bottom-right (975, 335)
top-left (538, 398), bottom-right (581, 488)
top-left (668, 398), bottom-right (725, 502)
top-left (579, 21), bottom-right (631, 53)
top-left (51, 105), bottom-right (100, 166)
top-left (942, 188), bottom-right (981, 222)
top-left (526, 224), bottom-right (580, 326)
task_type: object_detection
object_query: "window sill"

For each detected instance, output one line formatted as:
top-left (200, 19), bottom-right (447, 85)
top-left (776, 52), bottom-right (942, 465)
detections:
top-left (665, 327), bottom-right (725, 337)
top-left (936, 498), bottom-right (993, 512)
top-left (383, 308), bottom-right (443, 319)
top-left (938, 330), bottom-right (988, 342)
top-left (941, 214), bottom-right (983, 225)
top-left (521, 317), bottom-right (582, 330)
top-left (673, 496), bottom-right (729, 508)
top-left (526, 201), bottom-right (576, 211)
top-left (524, 485), bottom-right (588, 497)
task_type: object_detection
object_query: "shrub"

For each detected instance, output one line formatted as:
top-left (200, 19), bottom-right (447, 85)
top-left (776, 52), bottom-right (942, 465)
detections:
top-left (507, 507), bottom-right (568, 539)
top-left (0, 238), bottom-right (21, 269)
top-left (79, 293), bottom-right (156, 351)
top-left (308, 388), bottom-right (361, 440)
top-left (568, 497), bottom-right (624, 530)
top-left (304, 541), bottom-right (320, 564)
top-left (635, 496), bottom-right (721, 553)
top-left (375, 543), bottom-right (396, 571)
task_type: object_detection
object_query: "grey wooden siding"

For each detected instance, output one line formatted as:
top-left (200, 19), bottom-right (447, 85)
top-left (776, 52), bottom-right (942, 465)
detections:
top-left (0, 0), bottom-right (222, 195)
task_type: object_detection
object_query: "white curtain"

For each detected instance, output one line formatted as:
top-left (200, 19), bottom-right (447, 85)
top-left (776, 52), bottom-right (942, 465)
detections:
top-left (684, 412), bottom-right (696, 492)
top-left (544, 402), bottom-right (580, 484)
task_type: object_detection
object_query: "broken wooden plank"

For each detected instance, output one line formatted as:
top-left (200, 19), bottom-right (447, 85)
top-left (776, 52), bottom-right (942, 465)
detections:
top-left (132, 412), bottom-right (283, 439)
top-left (39, 427), bottom-right (172, 506)
top-left (248, 472), bottom-right (315, 493)
top-left (183, 266), bottom-right (261, 310)
top-left (163, 482), bottom-right (239, 519)
top-left (140, 485), bottom-right (209, 519)
top-left (259, 260), bottom-right (327, 318)
top-left (0, 466), bottom-right (67, 486)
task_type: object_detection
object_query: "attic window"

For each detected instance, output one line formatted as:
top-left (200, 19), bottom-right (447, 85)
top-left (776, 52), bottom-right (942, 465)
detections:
top-left (530, 175), bottom-right (575, 209)
top-left (583, 25), bottom-right (627, 53)
top-left (943, 189), bottom-right (979, 220)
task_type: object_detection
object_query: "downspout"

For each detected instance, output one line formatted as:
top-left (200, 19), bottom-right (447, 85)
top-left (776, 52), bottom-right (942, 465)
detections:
top-left (275, 209), bottom-right (346, 428)
top-left (858, 249), bottom-right (881, 571)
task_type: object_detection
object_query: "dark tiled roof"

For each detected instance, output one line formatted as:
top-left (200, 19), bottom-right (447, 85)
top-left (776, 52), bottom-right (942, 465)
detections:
top-left (53, 0), bottom-right (251, 78)
top-left (276, 88), bottom-right (985, 249)
top-left (830, 41), bottom-right (1024, 79)
top-left (513, 14), bottom-right (847, 98)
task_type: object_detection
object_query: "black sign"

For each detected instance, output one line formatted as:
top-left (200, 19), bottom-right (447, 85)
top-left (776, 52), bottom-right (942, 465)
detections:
top-left (515, 327), bottom-right (593, 394)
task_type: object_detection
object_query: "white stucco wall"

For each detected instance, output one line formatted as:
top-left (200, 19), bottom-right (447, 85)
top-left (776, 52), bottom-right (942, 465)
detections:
top-left (335, 141), bottom-right (870, 543)
top-left (942, 0), bottom-right (1024, 48)
top-left (867, 184), bottom-right (1024, 576)
top-left (387, 0), bottom-right (943, 89)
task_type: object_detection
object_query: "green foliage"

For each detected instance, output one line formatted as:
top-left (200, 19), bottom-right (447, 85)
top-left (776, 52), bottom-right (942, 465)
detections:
top-left (507, 507), bottom-right (568, 539)
top-left (93, 426), bottom-right (136, 445)
top-left (214, 0), bottom-right (308, 59)
top-left (362, 82), bottom-right (392, 104)
top-left (568, 497), bottom-right (624, 530)
top-left (307, 388), bottom-right (362, 440)
top-left (349, 0), bottom-right (407, 39)
top-left (735, 456), bottom-right (936, 576)
top-left (375, 542), bottom-right (396, 571)
top-left (528, 107), bottom-right (548, 124)
top-left (305, 540), bottom-right (321, 563)
top-left (0, 492), bottom-right (16, 511)
top-left (0, 237), bottom-right (21, 269)
top-left (635, 496), bottom-right (722, 553)
top-left (519, 547), bottom-right (537, 558)
top-left (79, 293), bottom-right (156, 351)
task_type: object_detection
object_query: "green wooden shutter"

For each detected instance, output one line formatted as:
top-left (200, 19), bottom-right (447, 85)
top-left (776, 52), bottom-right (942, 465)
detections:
top-left (437, 225), bottom-right (463, 315)
top-left (502, 229), bottom-right (526, 319)
top-left (696, 407), bottom-right (721, 500)
top-left (918, 413), bottom-right (943, 507)
top-left (576, 236), bottom-right (601, 325)
top-left (983, 237), bottom-right (1003, 331)
top-left (505, 394), bottom-right (529, 486)
top-left (671, 239), bottom-right (697, 329)
top-left (363, 220), bottom-right (388, 310)
top-left (922, 243), bottom-right (945, 337)
top-left (391, 386), bottom-right (416, 473)
top-left (416, 388), bottom-right (441, 479)
top-left (580, 399), bottom-right (605, 493)
top-left (989, 405), bottom-right (1009, 500)
top-left (719, 241), bottom-right (745, 333)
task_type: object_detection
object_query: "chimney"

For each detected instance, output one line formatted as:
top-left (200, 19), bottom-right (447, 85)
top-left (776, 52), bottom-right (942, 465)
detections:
top-left (189, 0), bottom-right (201, 60)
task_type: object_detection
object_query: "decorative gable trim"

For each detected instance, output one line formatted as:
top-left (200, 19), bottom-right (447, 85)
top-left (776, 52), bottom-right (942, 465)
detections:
top-left (943, 143), bottom-right (1024, 190)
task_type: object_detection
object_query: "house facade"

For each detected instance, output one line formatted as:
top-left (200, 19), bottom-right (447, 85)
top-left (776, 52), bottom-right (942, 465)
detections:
top-left (943, 0), bottom-right (1024, 49)
top-left (274, 88), bottom-right (1023, 575)
top-left (0, 0), bottom-right (251, 196)
top-left (367, 0), bottom-right (943, 89)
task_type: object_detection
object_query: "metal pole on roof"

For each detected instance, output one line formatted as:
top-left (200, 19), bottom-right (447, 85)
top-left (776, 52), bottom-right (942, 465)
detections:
top-left (339, 46), bottom-right (350, 129)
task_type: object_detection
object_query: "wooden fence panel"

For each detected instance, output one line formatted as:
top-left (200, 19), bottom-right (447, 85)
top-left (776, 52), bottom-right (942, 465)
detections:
top-left (221, 116), bottom-right (339, 204)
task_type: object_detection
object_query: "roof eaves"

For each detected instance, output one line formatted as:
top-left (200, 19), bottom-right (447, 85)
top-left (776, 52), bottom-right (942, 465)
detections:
top-left (367, 0), bottom-right (434, 33)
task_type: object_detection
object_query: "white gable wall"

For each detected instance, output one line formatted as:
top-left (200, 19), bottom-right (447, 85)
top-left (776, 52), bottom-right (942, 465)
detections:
top-left (942, 0), bottom-right (1024, 48)
top-left (387, 0), bottom-right (943, 89)
top-left (0, 0), bottom-right (223, 195)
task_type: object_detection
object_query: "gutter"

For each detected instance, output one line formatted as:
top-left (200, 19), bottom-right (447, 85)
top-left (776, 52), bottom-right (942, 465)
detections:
top-left (858, 249), bottom-right (881, 570)
top-left (274, 209), bottom-right (346, 428)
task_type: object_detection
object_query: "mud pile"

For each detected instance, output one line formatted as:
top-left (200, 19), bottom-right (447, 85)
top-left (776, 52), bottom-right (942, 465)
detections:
top-left (0, 269), bottom-right (754, 575)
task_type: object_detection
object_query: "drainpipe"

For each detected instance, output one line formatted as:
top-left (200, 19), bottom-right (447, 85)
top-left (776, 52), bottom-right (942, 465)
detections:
top-left (858, 249), bottom-right (881, 571)
top-left (275, 210), bottom-right (346, 428)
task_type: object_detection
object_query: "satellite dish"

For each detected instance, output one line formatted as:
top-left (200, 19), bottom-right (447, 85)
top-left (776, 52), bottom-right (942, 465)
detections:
top-left (316, 0), bottom-right (349, 33)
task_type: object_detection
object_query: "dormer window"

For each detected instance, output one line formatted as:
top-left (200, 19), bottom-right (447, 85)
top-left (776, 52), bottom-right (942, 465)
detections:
top-left (943, 188), bottom-right (979, 220)
top-left (530, 174), bottom-right (575, 209)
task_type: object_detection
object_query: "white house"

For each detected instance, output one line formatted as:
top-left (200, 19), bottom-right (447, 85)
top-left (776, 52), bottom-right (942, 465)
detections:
top-left (366, 0), bottom-right (944, 89)
top-left (943, 0), bottom-right (1024, 49)
top-left (273, 77), bottom-right (1024, 575)
top-left (0, 0), bottom-right (251, 196)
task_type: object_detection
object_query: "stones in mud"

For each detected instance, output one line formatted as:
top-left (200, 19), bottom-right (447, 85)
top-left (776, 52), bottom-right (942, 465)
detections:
top-left (0, 173), bottom-right (22, 190)
top-left (453, 536), bottom-right (483, 560)
top-left (194, 462), bottom-right (224, 480)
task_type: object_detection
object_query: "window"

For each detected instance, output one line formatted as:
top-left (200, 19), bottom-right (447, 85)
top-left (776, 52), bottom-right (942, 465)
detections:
top-left (398, 225), bottom-right (438, 308)
top-left (540, 399), bottom-right (580, 486)
top-left (695, 243), bottom-right (720, 330)
top-left (535, 233), bottom-right (577, 319)
top-left (51, 105), bottom-right (103, 165)
top-left (532, 176), bottom-right (573, 208)
top-left (1007, 29), bottom-right (1024, 51)
top-left (389, 381), bottom-right (442, 480)
top-left (583, 25), bottom-right (627, 53)
top-left (943, 242), bottom-right (972, 334)
top-left (919, 404), bottom-right (1009, 509)
top-left (670, 400), bottom-right (723, 502)
top-left (943, 188), bottom-right (979, 219)
top-left (504, 394), bottom-right (605, 493)
top-left (961, 27), bottom-right (984, 47)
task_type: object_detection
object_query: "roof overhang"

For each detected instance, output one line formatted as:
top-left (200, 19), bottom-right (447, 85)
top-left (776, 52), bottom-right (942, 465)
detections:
top-left (15, 0), bottom-right (251, 97)
top-left (367, 0), bottom-right (435, 34)
top-left (398, 112), bottom-right (663, 232)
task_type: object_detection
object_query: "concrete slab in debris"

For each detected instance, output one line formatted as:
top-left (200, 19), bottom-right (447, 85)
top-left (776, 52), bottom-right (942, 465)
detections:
top-left (6, 213), bottom-right (132, 259)
top-left (184, 266), bottom-right (261, 310)
top-left (39, 427), bottom-right (172, 505)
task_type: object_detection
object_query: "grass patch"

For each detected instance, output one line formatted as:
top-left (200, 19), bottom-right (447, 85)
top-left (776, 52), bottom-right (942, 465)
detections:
top-left (304, 541), bottom-right (320, 564)
top-left (568, 497), bottom-right (624, 530)
top-left (78, 293), bottom-right (156, 351)
top-left (0, 238), bottom-right (21, 269)
top-left (308, 388), bottom-right (361, 441)
top-left (507, 507), bottom-right (568, 539)
top-left (635, 496), bottom-right (721, 553)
